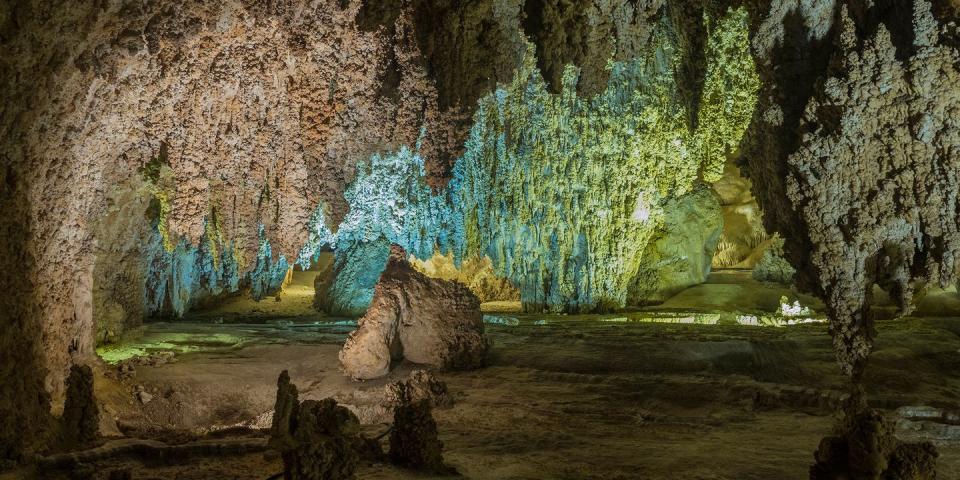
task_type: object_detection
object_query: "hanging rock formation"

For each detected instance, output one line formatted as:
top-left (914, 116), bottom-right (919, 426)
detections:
top-left (739, 0), bottom-right (960, 375)
top-left (339, 245), bottom-right (489, 380)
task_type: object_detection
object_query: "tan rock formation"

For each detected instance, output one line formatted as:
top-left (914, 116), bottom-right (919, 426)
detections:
top-left (339, 246), bottom-right (489, 380)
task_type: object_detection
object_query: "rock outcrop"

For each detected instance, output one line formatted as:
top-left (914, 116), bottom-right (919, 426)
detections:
top-left (339, 246), bottom-right (488, 380)
top-left (389, 398), bottom-right (453, 474)
top-left (810, 409), bottom-right (938, 480)
top-left (269, 371), bottom-right (369, 480)
top-left (740, 0), bottom-right (960, 375)
top-left (335, 370), bottom-right (454, 424)
top-left (628, 186), bottom-right (723, 305)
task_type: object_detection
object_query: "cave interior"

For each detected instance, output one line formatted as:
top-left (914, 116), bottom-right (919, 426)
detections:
top-left (2, 0), bottom-right (960, 478)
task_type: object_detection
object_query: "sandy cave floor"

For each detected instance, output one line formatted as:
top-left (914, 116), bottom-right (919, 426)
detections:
top-left (27, 271), bottom-right (960, 479)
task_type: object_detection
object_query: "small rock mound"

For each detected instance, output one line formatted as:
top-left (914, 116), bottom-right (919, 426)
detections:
top-left (810, 409), bottom-right (937, 480)
top-left (336, 370), bottom-right (453, 425)
top-left (390, 398), bottom-right (454, 475)
top-left (270, 371), bottom-right (375, 480)
top-left (340, 245), bottom-right (489, 380)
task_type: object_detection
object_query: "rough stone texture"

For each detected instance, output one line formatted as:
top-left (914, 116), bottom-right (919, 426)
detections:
top-left (752, 236), bottom-right (797, 285)
top-left (335, 370), bottom-right (453, 424)
top-left (411, 253), bottom-right (520, 303)
top-left (283, 399), bottom-right (361, 480)
top-left (739, 0), bottom-right (960, 375)
top-left (340, 246), bottom-right (488, 380)
top-left (389, 399), bottom-right (452, 474)
top-left (711, 159), bottom-right (770, 269)
top-left (269, 371), bottom-right (365, 480)
top-left (0, 0), bottom-right (470, 398)
top-left (628, 186), bottom-right (724, 305)
top-left (0, 136), bottom-right (53, 461)
top-left (60, 364), bottom-right (100, 451)
top-left (522, 0), bottom-right (664, 96)
top-left (809, 409), bottom-right (938, 480)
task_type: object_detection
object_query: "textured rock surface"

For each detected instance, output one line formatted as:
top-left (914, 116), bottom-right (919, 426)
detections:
top-left (453, 6), bottom-right (757, 313)
top-left (59, 365), bottom-right (100, 451)
top-left (810, 409), bottom-right (938, 480)
top-left (269, 372), bottom-right (363, 480)
top-left (340, 246), bottom-right (488, 380)
top-left (711, 159), bottom-right (770, 269)
top-left (335, 369), bottom-right (453, 424)
top-left (752, 236), bottom-right (796, 285)
top-left (389, 399), bottom-right (452, 474)
top-left (628, 186), bottom-right (723, 305)
top-left (740, 0), bottom-right (960, 374)
top-left (0, 0), bottom-right (465, 397)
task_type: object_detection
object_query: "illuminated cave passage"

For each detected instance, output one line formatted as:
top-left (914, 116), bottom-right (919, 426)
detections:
top-left (3, 1), bottom-right (960, 478)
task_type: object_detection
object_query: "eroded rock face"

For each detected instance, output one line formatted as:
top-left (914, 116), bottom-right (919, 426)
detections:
top-left (740, 0), bottom-right (960, 375)
top-left (628, 186), bottom-right (723, 305)
top-left (335, 370), bottom-right (454, 424)
top-left (0, 0), bottom-right (473, 397)
top-left (390, 399), bottom-right (453, 474)
top-left (60, 364), bottom-right (100, 451)
top-left (269, 371), bottom-right (369, 480)
top-left (339, 246), bottom-right (488, 380)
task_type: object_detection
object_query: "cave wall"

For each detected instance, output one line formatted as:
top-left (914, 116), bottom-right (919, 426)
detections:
top-left (0, 0), bottom-right (464, 401)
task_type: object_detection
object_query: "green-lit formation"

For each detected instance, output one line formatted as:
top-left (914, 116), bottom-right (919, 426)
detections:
top-left (451, 7), bottom-right (758, 312)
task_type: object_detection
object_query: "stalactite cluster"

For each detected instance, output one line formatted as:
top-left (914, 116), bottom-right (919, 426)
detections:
top-left (452, 7), bottom-right (757, 312)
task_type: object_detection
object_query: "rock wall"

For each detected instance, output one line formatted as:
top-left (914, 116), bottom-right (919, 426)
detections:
top-left (452, 6), bottom-right (757, 313)
top-left (411, 253), bottom-right (520, 304)
top-left (628, 186), bottom-right (723, 305)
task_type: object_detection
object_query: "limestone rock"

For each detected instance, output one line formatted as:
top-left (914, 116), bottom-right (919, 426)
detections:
top-left (752, 236), bottom-right (796, 285)
top-left (628, 186), bottom-right (723, 305)
top-left (340, 246), bottom-right (488, 380)
top-left (411, 253), bottom-right (520, 304)
top-left (810, 409), bottom-right (938, 480)
top-left (269, 371), bottom-right (368, 480)
top-left (336, 370), bottom-right (454, 424)
top-left (389, 399), bottom-right (453, 474)
top-left (60, 364), bottom-right (100, 450)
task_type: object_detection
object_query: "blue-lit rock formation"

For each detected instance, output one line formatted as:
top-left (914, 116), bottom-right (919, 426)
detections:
top-left (304, 145), bottom-right (462, 316)
top-left (296, 8), bottom-right (757, 316)
top-left (143, 223), bottom-right (290, 318)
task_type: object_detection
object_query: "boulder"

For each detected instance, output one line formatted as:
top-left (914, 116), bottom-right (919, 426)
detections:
top-left (340, 245), bottom-right (489, 380)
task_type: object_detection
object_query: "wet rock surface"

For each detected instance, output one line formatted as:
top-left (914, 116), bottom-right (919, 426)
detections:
top-left (340, 245), bottom-right (489, 380)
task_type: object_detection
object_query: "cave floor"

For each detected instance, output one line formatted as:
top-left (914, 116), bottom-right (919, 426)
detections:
top-left (75, 302), bottom-right (960, 480)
